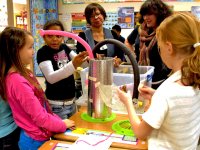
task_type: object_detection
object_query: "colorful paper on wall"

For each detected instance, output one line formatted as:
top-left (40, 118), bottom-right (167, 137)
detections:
top-left (103, 12), bottom-right (118, 29)
top-left (71, 13), bottom-right (87, 34)
top-left (118, 7), bottom-right (134, 28)
top-left (30, 0), bottom-right (58, 76)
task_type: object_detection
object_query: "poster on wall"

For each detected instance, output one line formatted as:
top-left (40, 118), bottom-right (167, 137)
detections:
top-left (71, 13), bottom-right (87, 34)
top-left (118, 7), bottom-right (134, 28)
top-left (103, 12), bottom-right (118, 29)
top-left (15, 10), bottom-right (28, 30)
top-left (191, 6), bottom-right (200, 19)
top-left (30, 0), bottom-right (58, 76)
top-left (0, 0), bottom-right (7, 32)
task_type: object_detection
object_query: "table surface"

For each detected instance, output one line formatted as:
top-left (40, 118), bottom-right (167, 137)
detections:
top-left (51, 107), bottom-right (148, 150)
top-left (39, 140), bottom-right (139, 150)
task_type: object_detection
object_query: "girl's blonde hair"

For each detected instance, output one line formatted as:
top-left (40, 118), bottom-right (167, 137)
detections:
top-left (156, 12), bottom-right (200, 88)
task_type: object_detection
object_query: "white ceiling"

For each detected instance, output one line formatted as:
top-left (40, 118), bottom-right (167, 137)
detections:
top-left (13, 0), bottom-right (26, 4)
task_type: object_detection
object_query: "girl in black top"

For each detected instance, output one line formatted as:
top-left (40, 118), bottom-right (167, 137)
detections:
top-left (37, 20), bottom-right (88, 119)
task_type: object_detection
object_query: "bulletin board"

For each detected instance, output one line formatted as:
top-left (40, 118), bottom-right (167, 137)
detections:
top-left (30, 0), bottom-right (58, 76)
top-left (118, 7), bottom-right (134, 28)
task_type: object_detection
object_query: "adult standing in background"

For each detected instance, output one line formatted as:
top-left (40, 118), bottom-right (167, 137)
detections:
top-left (138, 0), bottom-right (172, 89)
top-left (125, 13), bottom-right (143, 62)
top-left (76, 3), bottom-right (124, 66)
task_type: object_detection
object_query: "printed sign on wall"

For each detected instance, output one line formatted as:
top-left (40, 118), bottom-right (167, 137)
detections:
top-left (118, 7), bottom-right (134, 28)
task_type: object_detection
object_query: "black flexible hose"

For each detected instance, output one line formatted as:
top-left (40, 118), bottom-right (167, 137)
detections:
top-left (92, 39), bottom-right (140, 99)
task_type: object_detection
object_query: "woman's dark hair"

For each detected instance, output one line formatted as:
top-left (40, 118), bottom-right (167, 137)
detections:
top-left (84, 3), bottom-right (107, 25)
top-left (43, 19), bottom-right (65, 31)
top-left (140, 0), bottom-right (172, 26)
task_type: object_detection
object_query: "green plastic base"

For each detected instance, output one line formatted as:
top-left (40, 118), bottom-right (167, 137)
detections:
top-left (112, 120), bottom-right (135, 136)
top-left (81, 112), bottom-right (116, 123)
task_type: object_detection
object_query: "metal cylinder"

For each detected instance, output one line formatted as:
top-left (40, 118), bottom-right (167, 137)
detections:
top-left (87, 57), bottom-right (113, 119)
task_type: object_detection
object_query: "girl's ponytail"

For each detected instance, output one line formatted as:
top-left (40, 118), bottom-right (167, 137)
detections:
top-left (181, 44), bottom-right (200, 89)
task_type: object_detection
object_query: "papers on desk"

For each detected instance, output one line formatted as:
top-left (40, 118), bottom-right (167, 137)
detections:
top-left (64, 128), bottom-right (137, 145)
top-left (71, 135), bottom-right (112, 150)
top-left (53, 143), bottom-right (71, 150)
top-left (53, 135), bottom-right (112, 150)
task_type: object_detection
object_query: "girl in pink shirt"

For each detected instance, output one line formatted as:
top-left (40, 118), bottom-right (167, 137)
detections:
top-left (0, 27), bottom-right (75, 150)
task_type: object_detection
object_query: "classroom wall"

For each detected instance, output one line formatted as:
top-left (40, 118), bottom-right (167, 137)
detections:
top-left (58, 1), bottom-right (199, 33)
top-left (58, 1), bottom-right (200, 39)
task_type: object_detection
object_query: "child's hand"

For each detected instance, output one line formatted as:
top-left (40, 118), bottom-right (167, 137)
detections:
top-left (63, 119), bottom-right (75, 128)
top-left (72, 51), bottom-right (88, 69)
top-left (117, 88), bottom-right (132, 107)
top-left (138, 85), bottom-right (155, 100)
top-left (69, 126), bottom-right (76, 131)
top-left (113, 56), bottom-right (122, 67)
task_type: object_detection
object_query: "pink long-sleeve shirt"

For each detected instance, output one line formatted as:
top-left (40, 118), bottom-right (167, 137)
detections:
top-left (5, 72), bottom-right (66, 141)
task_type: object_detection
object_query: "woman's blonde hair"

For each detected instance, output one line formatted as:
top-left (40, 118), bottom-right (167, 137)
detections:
top-left (156, 12), bottom-right (200, 88)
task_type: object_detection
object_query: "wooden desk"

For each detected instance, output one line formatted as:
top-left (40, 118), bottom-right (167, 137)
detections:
top-left (39, 140), bottom-right (71, 150)
top-left (53, 107), bottom-right (147, 150)
top-left (39, 140), bottom-right (133, 150)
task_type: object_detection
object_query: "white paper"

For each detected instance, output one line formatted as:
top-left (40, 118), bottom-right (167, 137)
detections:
top-left (69, 135), bottom-right (112, 150)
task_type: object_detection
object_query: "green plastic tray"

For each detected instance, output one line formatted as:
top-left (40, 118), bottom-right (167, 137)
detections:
top-left (112, 120), bottom-right (135, 136)
top-left (81, 112), bottom-right (116, 123)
